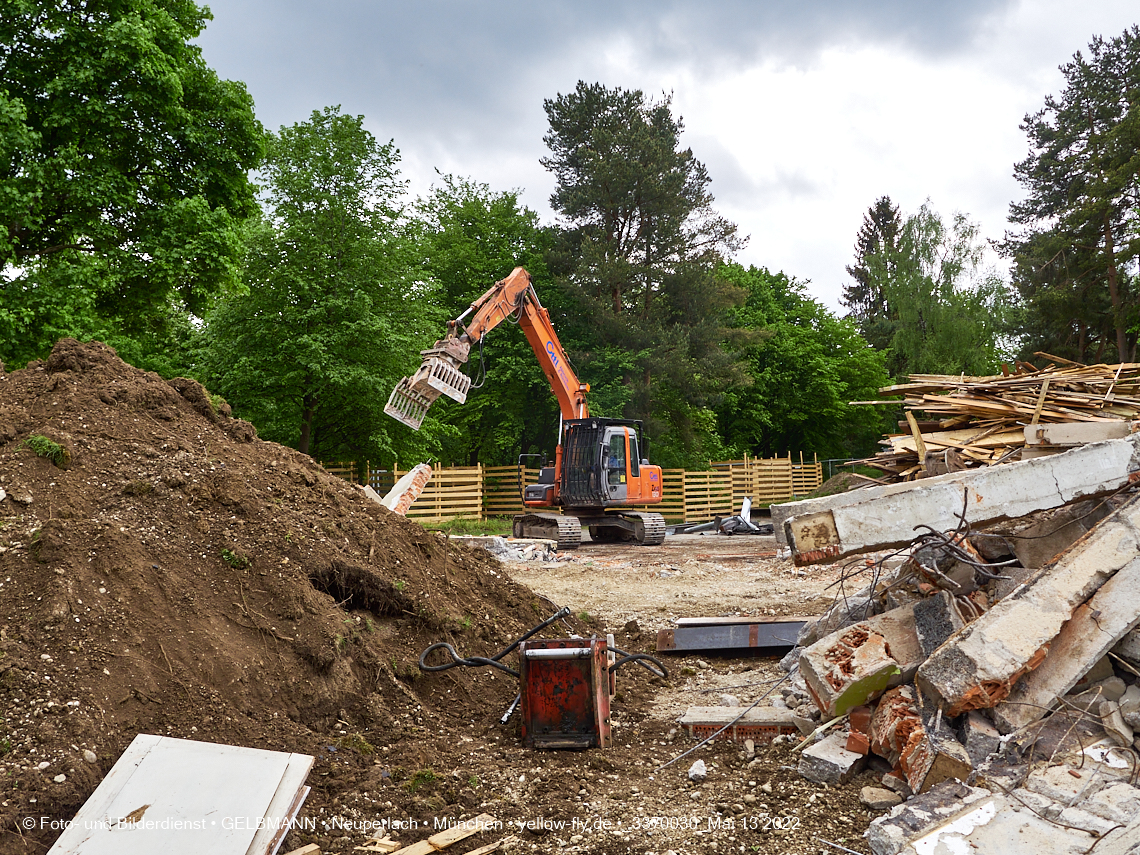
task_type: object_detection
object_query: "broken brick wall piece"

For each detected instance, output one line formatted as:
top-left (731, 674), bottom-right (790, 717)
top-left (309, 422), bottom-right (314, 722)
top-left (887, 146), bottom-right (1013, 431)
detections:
top-left (916, 492), bottom-right (1140, 717)
top-left (380, 463), bottom-right (433, 516)
top-left (869, 685), bottom-right (972, 795)
top-left (800, 601), bottom-right (924, 717)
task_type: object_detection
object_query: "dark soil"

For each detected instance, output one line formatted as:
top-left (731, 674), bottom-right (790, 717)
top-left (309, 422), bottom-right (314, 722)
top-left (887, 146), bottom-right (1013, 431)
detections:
top-left (0, 340), bottom-right (872, 855)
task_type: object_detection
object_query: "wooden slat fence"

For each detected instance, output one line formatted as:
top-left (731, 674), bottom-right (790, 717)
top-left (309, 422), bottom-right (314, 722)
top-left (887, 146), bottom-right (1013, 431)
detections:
top-left (321, 453), bottom-right (822, 522)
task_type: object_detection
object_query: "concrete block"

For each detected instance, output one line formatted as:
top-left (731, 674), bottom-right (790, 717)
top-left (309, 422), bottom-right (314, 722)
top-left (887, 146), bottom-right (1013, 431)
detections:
top-left (961, 710), bottom-right (1001, 766)
top-left (913, 591), bottom-right (966, 658)
top-left (1007, 500), bottom-right (1112, 569)
top-left (918, 493), bottom-right (1140, 717)
top-left (861, 786), bottom-right (904, 810)
top-left (1101, 700), bottom-right (1135, 747)
top-left (1085, 782), bottom-right (1140, 825)
top-left (775, 434), bottom-right (1140, 563)
top-left (881, 771), bottom-right (913, 799)
top-left (1120, 684), bottom-right (1140, 728)
top-left (800, 603), bottom-right (923, 717)
top-left (1113, 626), bottom-right (1140, 668)
top-left (798, 731), bottom-right (866, 784)
top-left (992, 554), bottom-right (1140, 732)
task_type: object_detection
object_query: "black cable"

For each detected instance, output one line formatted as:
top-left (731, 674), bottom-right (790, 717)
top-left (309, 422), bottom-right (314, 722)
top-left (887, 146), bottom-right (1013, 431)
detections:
top-left (418, 606), bottom-right (572, 678)
top-left (609, 646), bottom-right (669, 680)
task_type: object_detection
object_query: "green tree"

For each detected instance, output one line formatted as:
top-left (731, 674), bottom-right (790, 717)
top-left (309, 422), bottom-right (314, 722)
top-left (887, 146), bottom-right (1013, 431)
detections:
top-left (410, 174), bottom-right (562, 464)
top-left (1003, 26), bottom-right (1140, 363)
top-left (0, 0), bottom-right (264, 367)
top-left (541, 81), bottom-right (748, 465)
top-left (199, 107), bottom-right (439, 465)
top-left (853, 201), bottom-right (1015, 378)
top-left (717, 264), bottom-right (891, 460)
top-left (843, 195), bottom-right (902, 352)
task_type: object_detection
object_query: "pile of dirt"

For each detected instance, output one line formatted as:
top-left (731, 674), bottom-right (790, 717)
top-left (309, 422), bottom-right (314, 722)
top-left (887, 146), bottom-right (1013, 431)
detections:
top-left (0, 339), bottom-right (568, 853)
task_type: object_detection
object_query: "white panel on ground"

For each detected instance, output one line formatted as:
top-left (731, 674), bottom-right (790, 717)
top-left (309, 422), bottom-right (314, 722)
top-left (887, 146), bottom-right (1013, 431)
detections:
top-left (48, 734), bottom-right (313, 855)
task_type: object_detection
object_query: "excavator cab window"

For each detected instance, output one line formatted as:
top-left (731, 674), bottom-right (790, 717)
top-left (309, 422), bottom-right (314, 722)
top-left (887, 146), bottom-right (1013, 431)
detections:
top-left (606, 433), bottom-right (626, 487)
top-left (629, 432), bottom-right (640, 477)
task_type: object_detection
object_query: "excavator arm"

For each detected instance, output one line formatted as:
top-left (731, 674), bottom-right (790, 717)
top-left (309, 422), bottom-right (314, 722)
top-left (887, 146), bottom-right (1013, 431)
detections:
top-left (385, 267), bottom-right (589, 430)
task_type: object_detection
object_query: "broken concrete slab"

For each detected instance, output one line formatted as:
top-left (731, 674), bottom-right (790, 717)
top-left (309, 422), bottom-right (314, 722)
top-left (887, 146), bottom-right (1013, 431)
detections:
top-left (1114, 626), bottom-right (1140, 668)
top-left (1024, 420), bottom-right (1135, 446)
top-left (912, 590), bottom-right (966, 658)
top-left (991, 554), bottom-right (1140, 732)
top-left (917, 492), bottom-right (1140, 717)
top-left (797, 731), bottom-right (866, 785)
top-left (863, 780), bottom-right (991, 855)
top-left (1085, 782), bottom-right (1140, 825)
top-left (865, 784), bottom-right (1099, 855)
top-left (1006, 500), bottom-right (1113, 569)
top-left (960, 710), bottom-right (1001, 766)
top-left (773, 433), bottom-right (1140, 564)
top-left (861, 786), bottom-right (903, 810)
top-left (1096, 813), bottom-right (1140, 855)
top-left (799, 604), bottom-right (923, 717)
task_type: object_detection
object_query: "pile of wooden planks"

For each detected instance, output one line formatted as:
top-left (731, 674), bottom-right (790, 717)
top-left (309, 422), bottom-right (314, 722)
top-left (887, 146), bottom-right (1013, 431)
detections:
top-left (853, 355), bottom-right (1140, 481)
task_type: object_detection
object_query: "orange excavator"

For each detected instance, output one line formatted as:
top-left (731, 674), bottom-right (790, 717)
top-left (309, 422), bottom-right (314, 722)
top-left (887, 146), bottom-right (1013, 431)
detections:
top-left (384, 267), bottom-right (666, 549)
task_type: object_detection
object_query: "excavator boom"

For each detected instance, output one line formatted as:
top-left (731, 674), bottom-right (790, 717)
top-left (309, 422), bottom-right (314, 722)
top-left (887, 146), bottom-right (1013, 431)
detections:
top-left (385, 267), bottom-right (588, 429)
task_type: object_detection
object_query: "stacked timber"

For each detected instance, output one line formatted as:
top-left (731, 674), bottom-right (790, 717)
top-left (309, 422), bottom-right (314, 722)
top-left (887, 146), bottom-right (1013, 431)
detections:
top-left (855, 355), bottom-right (1140, 481)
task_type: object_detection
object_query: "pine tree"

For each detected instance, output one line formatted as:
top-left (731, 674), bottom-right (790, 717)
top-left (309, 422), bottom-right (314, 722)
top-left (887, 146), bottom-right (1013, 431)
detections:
top-left (1003, 26), bottom-right (1140, 362)
top-left (843, 196), bottom-right (902, 351)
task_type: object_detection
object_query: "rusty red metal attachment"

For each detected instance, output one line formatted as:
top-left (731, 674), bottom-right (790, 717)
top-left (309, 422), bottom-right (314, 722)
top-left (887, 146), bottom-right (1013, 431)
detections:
top-left (518, 637), bottom-right (612, 749)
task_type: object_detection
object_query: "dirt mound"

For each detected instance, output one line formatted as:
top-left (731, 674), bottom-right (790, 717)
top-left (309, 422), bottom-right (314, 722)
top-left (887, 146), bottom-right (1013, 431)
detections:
top-left (0, 340), bottom-right (565, 853)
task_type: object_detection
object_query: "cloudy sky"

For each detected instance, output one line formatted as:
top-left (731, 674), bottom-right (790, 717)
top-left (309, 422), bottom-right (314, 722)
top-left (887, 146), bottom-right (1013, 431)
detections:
top-left (196, 1), bottom-right (1138, 311)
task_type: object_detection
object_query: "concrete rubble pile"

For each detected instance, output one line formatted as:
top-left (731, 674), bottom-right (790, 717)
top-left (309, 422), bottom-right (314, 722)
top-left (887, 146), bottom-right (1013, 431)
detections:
top-left (774, 431), bottom-right (1140, 854)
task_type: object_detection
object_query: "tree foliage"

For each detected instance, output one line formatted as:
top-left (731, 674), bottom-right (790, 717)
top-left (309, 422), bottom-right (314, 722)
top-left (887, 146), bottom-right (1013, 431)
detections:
top-left (410, 175), bottom-right (562, 465)
top-left (848, 200), bottom-right (1015, 378)
top-left (199, 107), bottom-right (439, 465)
top-left (0, 0), bottom-right (263, 366)
top-left (1003, 26), bottom-right (1140, 363)
top-left (843, 195), bottom-right (902, 352)
top-left (542, 81), bottom-right (749, 466)
top-left (717, 264), bottom-right (891, 460)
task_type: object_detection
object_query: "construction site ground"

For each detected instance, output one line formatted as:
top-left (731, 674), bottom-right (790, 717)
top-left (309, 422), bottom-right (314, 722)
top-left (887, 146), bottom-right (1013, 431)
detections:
top-left (0, 340), bottom-right (876, 855)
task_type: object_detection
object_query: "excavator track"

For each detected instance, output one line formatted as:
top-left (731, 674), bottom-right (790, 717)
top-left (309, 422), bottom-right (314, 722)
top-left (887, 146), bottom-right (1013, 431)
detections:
top-left (619, 511), bottom-right (667, 546)
top-left (513, 513), bottom-right (582, 550)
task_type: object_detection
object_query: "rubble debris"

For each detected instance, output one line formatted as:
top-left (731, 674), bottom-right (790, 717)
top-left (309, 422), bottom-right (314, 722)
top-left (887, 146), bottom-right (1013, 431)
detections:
top-left (1115, 627), bottom-right (1140, 668)
top-left (797, 731), bottom-right (866, 785)
top-left (918, 492), bottom-right (1140, 718)
top-left (959, 710), bottom-right (1001, 766)
top-left (992, 554), bottom-right (1140, 732)
top-left (774, 433), bottom-right (1140, 564)
top-left (657, 616), bottom-right (806, 655)
top-left (911, 590), bottom-right (966, 658)
top-left (799, 603), bottom-right (922, 717)
top-left (453, 535), bottom-right (560, 562)
top-left (378, 463), bottom-right (433, 515)
top-left (49, 734), bottom-right (313, 855)
top-left (1004, 500), bottom-right (1113, 569)
top-left (860, 786), bottom-right (903, 810)
top-left (867, 685), bottom-right (972, 795)
top-left (688, 759), bottom-right (708, 782)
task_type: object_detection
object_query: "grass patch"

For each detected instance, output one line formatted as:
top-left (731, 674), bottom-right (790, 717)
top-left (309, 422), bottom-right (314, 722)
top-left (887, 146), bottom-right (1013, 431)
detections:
top-left (405, 768), bottom-right (436, 793)
top-left (335, 732), bottom-right (375, 755)
top-left (20, 435), bottom-right (70, 468)
top-left (422, 516), bottom-right (514, 536)
top-left (220, 548), bottom-right (250, 570)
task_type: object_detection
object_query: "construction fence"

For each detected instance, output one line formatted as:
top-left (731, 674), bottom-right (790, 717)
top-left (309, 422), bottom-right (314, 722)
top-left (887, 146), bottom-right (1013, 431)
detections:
top-left (320, 452), bottom-right (823, 523)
